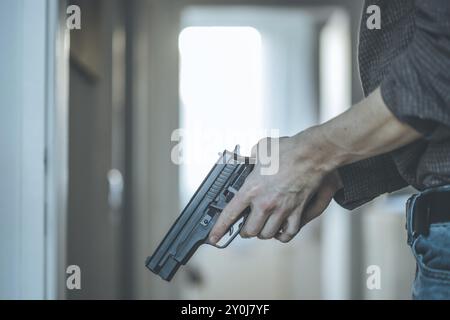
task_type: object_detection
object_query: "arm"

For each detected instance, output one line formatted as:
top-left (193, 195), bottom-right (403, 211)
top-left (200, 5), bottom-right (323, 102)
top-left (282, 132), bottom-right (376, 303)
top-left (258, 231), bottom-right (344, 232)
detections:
top-left (210, 0), bottom-right (450, 244)
top-left (308, 88), bottom-right (421, 171)
top-left (333, 0), bottom-right (450, 209)
top-left (380, 0), bottom-right (450, 139)
top-left (209, 88), bottom-right (421, 244)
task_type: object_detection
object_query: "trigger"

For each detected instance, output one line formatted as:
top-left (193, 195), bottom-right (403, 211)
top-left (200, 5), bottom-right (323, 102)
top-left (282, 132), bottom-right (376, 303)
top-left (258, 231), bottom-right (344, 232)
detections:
top-left (229, 225), bottom-right (234, 236)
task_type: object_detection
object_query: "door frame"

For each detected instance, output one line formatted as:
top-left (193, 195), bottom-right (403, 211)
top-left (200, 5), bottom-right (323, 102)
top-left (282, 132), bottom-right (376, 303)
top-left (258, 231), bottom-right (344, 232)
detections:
top-left (45, 0), bottom-right (70, 299)
top-left (0, 0), bottom-right (69, 299)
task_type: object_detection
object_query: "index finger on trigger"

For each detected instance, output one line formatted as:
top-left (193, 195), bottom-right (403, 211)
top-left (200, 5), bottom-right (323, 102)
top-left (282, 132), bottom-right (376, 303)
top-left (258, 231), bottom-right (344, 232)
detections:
top-left (208, 190), bottom-right (251, 244)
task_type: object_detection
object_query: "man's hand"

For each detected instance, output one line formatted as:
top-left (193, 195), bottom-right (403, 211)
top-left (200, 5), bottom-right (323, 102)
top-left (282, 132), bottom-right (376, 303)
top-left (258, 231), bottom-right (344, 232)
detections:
top-left (209, 132), bottom-right (342, 244)
top-left (209, 88), bottom-right (422, 245)
top-left (292, 170), bottom-right (343, 238)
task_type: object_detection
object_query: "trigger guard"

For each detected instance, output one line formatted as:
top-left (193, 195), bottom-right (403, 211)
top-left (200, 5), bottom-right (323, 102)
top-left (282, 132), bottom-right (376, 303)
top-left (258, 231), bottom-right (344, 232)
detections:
top-left (209, 215), bottom-right (247, 249)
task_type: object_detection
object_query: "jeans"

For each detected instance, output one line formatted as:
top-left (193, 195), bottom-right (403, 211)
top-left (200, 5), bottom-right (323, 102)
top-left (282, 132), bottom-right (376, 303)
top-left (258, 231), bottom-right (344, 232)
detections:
top-left (407, 188), bottom-right (450, 300)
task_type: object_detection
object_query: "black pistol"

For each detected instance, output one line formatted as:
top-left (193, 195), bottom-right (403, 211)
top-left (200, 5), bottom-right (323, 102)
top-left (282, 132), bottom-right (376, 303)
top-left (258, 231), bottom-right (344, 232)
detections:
top-left (146, 146), bottom-right (254, 281)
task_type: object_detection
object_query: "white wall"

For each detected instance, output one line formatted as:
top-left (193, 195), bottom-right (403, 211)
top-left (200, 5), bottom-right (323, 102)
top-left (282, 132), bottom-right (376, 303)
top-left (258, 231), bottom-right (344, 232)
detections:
top-left (0, 0), bottom-right (47, 299)
top-left (0, 0), bottom-right (67, 299)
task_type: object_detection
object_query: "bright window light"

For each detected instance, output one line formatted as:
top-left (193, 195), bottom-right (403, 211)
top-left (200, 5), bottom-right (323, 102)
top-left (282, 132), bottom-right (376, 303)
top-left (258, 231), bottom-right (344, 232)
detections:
top-left (178, 26), bottom-right (263, 200)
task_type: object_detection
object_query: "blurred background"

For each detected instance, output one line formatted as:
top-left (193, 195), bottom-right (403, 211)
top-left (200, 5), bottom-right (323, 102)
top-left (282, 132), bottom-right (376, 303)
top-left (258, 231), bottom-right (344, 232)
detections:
top-left (0, 0), bottom-right (415, 299)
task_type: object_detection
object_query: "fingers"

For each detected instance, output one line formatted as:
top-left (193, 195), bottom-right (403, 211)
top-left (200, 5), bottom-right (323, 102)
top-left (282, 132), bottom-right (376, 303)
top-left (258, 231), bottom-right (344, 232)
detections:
top-left (274, 187), bottom-right (333, 243)
top-left (257, 209), bottom-right (286, 239)
top-left (275, 208), bottom-right (302, 243)
top-left (240, 197), bottom-right (276, 238)
top-left (299, 189), bottom-right (332, 229)
top-left (208, 190), bottom-right (251, 244)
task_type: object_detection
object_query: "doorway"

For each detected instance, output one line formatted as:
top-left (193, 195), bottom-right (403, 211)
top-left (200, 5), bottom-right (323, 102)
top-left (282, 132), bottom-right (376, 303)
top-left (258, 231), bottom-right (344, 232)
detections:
top-left (177, 6), bottom-right (351, 299)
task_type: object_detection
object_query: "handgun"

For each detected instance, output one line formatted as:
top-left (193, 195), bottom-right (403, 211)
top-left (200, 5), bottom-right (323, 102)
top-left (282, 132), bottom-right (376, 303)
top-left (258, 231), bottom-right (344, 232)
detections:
top-left (146, 146), bottom-right (254, 281)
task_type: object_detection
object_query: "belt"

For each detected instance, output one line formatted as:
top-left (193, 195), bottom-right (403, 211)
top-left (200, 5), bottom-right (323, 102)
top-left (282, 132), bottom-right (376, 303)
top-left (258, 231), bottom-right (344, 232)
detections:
top-left (406, 185), bottom-right (450, 246)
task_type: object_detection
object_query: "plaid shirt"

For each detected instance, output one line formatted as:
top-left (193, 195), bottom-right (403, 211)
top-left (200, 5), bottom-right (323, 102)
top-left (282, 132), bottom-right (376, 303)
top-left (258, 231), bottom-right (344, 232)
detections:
top-left (335, 0), bottom-right (450, 209)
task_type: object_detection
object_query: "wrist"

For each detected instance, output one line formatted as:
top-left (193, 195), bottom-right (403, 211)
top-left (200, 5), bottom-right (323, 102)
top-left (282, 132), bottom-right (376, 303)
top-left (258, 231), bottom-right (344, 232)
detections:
top-left (291, 125), bottom-right (344, 174)
top-left (330, 169), bottom-right (344, 193)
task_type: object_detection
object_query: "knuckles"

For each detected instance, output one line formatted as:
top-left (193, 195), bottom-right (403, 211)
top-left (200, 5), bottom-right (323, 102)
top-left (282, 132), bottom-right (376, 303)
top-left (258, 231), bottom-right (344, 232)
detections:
top-left (279, 231), bottom-right (296, 243)
top-left (258, 230), bottom-right (276, 240)
top-left (240, 223), bottom-right (260, 238)
top-left (243, 227), bottom-right (259, 238)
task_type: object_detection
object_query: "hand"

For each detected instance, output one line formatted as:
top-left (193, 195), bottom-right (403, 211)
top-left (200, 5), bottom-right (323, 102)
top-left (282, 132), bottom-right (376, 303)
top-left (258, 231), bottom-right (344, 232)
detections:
top-left (210, 86), bottom-right (422, 245)
top-left (208, 129), bottom-right (343, 244)
top-left (292, 170), bottom-right (343, 237)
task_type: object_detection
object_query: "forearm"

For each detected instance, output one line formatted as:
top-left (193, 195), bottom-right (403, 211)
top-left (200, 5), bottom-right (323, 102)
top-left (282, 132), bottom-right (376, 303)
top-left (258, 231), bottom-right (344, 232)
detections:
top-left (298, 87), bottom-right (422, 172)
